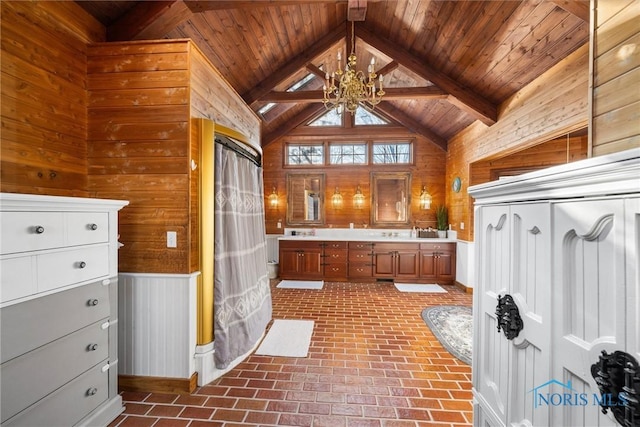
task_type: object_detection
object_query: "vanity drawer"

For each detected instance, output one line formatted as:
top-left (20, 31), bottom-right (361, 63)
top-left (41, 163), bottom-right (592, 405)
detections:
top-left (324, 263), bottom-right (347, 278)
top-left (1, 321), bottom-right (109, 422)
top-left (324, 249), bottom-right (347, 263)
top-left (37, 245), bottom-right (109, 293)
top-left (348, 263), bottom-right (372, 278)
top-left (2, 361), bottom-right (109, 427)
top-left (348, 250), bottom-right (372, 262)
top-left (1, 280), bottom-right (111, 363)
top-left (324, 241), bottom-right (347, 250)
top-left (1, 212), bottom-right (65, 254)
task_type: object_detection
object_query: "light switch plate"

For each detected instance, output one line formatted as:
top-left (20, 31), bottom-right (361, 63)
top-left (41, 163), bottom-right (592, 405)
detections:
top-left (167, 231), bottom-right (177, 248)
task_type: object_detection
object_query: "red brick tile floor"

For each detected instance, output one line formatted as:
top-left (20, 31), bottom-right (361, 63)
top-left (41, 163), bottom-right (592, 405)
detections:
top-left (109, 280), bottom-right (473, 427)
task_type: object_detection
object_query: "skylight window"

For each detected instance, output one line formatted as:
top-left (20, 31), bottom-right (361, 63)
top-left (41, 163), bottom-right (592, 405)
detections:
top-left (258, 103), bottom-right (276, 115)
top-left (287, 73), bottom-right (316, 92)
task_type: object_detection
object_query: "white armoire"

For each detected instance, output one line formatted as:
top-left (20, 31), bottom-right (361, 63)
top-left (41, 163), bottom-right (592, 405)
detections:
top-left (469, 148), bottom-right (639, 427)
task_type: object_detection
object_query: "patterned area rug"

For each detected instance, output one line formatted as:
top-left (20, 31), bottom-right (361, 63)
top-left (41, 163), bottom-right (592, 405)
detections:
top-left (421, 305), bottom-right (472, 365)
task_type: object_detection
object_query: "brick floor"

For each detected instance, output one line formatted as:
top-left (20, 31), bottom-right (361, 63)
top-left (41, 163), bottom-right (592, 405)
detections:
top-left (109, 280), bottom-right (473, 426)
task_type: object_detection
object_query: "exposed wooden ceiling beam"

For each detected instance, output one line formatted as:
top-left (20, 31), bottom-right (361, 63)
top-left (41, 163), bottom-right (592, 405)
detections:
top-left (185, 1), bottom-right (348, 13)
top-left (262, 104), bottom-right (327, 146)
top-left (374, 102), bottom-right (447, 151)
top-left (549, 0), bottom-right (590, 22)
top-left (107, 1), bottom-right (191, 41)
top-left (356, 24), bottom-right (497, 126)
top-left (242, 25), bottom-right (345, 107)
top-left (260, 87), bottom-right (447, 102)
top-left (306, 64), bottom-right (327, 81)
top-left (348, 0), bottom-right (367, 21)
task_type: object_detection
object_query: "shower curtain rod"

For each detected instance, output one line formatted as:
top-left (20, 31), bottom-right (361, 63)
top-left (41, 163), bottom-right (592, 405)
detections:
top-left (215, 134), bottom-right (261, 167)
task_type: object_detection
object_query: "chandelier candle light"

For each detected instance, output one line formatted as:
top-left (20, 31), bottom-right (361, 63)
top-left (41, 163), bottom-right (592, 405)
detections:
top-left (323, 21), bottom-right (385, 114)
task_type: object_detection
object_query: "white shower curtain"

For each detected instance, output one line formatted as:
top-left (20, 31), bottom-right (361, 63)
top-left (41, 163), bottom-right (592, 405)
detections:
top-left (213, 142), bottom-right (272, 369)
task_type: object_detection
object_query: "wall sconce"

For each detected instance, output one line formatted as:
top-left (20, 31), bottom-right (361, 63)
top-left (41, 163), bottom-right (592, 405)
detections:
top-left (268, 187), bottom-right (279, 208)
top-left (419, 186), bottom-right (432, 210)
top-left (332, 187), bottom-right (343, 209)
top-left (353, 185), bottom-right (365, 209)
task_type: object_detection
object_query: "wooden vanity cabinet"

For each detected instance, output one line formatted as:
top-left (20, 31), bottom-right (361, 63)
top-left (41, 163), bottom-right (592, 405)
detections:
top-left (322, 241), bottom-right (347, 280)
top-left (373, 243), bottom-right (420, 280)
top-left (419, 242), bottom-right (456, 283)
top-left (347, 241), bottom-right (374, 279)
top-left (278, 240), bottom-right (323, 279)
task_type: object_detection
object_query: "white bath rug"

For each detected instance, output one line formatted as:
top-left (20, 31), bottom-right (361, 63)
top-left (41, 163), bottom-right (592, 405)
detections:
top-left (276, 280), bottom-right (324, 290)
top-left (394, 283), bottom-right (448, 293)
top-left (255, 319), bottom-right (314, 357)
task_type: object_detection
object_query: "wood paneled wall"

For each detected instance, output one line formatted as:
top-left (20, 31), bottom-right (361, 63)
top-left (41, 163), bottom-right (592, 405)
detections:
top-left (263, 132), bottom-right (447, 234)
top-left (87, 40), bottom-right (261, 274)
top-left (446, 43), bottom-right (590, 241)
top-left (0, 1), bottom-right (104, 196)
top-left (591, 0), bottom-right (640, 155)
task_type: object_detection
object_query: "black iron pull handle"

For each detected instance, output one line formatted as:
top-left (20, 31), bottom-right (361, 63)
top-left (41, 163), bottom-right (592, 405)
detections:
top-left (495, 294), bottom-right (523, 340)
top-left (591, 350), bottom-right (640, 426)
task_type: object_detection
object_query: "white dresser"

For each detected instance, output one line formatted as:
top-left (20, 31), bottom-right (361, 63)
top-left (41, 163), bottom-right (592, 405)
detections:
top-left (469, 149), bottom-right (640, 427)
top-left (0, 193), bottom-right (128, 427)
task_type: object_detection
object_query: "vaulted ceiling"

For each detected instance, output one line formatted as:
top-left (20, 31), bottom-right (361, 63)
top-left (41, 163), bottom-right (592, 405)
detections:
top-left (77, 0), bottom-right (590, 149)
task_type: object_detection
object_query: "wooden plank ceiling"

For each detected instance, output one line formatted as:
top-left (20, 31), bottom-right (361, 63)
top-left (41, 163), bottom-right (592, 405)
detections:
top-left (77, 0), bottom-right (589, 149)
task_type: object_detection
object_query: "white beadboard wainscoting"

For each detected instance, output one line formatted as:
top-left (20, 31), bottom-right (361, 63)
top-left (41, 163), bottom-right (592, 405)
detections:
top-left (118, 272), bottom-right (199, 380)
top-left (266, 234), bottom-right (279, 262)
top-left (455, 240), bottom-right (474, 289)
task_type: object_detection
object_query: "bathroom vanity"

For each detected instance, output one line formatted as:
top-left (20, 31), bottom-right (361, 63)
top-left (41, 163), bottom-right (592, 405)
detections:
top-left (278, 230), bottom-right (456, 284)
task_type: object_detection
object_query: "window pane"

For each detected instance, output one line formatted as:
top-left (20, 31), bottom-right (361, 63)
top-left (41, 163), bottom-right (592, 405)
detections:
top-left (287, 144), bottom-right (324, 165)
top-left (372, 142), bottom-right (412, 164)
top-left (354, 106), bottom-right (389, 125)
top-left (329, 143), bottom-right (367, 165)
top-left (308, 109), bottom-right (342, 126)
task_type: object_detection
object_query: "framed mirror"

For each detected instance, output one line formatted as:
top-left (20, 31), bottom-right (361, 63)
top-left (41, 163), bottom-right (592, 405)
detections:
top-left (371, 172), bottom-right (411, 227)
top-left (286, 172), bottom-right (325, 226)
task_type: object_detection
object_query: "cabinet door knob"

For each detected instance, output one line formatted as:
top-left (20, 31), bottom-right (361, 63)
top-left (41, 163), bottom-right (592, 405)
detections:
top-left (34, 225), bottom-right (45, 234)
top-left (78, 261), bottom-right (87, 268)
top-left (86, 387), bottom-right (98, 396)
top-left (87, 343), bottom-right (99, 351)
top-left (88, 299), bottom-right (99, 306)
top-left (89, 223), bottom-right (98, 230)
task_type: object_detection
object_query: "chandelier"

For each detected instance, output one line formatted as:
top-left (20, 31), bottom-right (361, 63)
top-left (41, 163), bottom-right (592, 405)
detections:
top-left (323, 21), bottom-right (385, 114)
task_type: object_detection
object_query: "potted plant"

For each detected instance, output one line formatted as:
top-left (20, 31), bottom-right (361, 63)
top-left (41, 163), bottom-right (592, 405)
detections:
top-left (435, 205), bottom-right (448, 238)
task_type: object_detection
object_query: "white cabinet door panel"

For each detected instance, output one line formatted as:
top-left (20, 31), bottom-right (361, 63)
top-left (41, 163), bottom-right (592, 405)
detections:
top-left (551, 198), bottom-right (624, 427)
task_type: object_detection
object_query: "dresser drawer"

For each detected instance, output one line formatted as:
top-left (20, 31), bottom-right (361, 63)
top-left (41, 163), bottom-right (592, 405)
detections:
top-left (1, 212), bottom-right (65, 254)
top-left (0, 256), bottom-right (36, 303)
top-left (1, 280), bottom-right (111, 363)
top-left (2, 362), bottom-right (109, 427)
top-left (66, 212), bottom-right (109, 246)
top-left (37, 245), bottom-right (110, 293)
top-left (1, 321), bottom-right (109, 422)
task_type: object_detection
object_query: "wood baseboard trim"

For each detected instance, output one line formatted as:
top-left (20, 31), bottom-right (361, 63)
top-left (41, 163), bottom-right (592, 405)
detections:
top-left (454, 281), bottom-right (473, 294)
top-left (119, 372), bottom-right (198, 395)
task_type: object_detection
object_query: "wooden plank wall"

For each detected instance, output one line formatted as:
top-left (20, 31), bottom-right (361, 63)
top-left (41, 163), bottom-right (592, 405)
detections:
top-left (591, 0), bottom-right (640, 155)
top-left (263, 133), bottom-right (447, 234)
top-left (87, 41), bottom-right (191, 274)
top-left (446, 43), bottom-right (590, 241)
top-left (0, 1), bottom-right (104, 196)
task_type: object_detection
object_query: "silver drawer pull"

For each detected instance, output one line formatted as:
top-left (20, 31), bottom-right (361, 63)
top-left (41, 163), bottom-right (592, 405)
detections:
top-left (87, 343), bottom-right (99, 351)
top-left (88, 299), bottom-right (99, 306)
top-left (89, 223), bottom-right (98, 230)
top-left (78, 261), bottom-right (87, 269)
top-left (86, 387), bottom-right (98, 396)
top-left (34, 226), bottom-right (45, 234)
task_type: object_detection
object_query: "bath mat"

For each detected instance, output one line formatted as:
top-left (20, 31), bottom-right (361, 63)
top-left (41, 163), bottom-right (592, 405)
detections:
top-left (255, 319), bottom-right (314, 357)
top-left (277, 280), bottom-right (324, 290)
top-left (421, 305), bottom-right (472, 364)
top-left (394, 283), bottom-right (447, 293)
